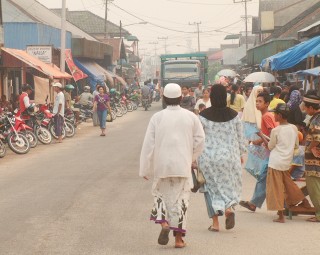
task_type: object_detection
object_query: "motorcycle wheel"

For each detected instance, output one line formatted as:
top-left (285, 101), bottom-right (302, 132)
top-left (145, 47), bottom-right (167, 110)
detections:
top-left (0, 140), bottom-right (6, 158)
top-left (21, 130), bottom-right (38, 148)
top-left (35, 126), bottom-right (52, 145)
top-left (132, 102), bottom-right (138, 110)
top-left (64, 120), bottom-right (75, 138)
top-left (7, 133), bottom-right (30, 154)
top-left (116, 107), bottom-right (123, 117)
top-left (49, 123), bottom-right (66, 140)
top-left (127, 102), bottom-right (134, 112)
top-left (120, 103), bottom-right (128, 114)
top-left (111, 109), bottom-right (116, 120)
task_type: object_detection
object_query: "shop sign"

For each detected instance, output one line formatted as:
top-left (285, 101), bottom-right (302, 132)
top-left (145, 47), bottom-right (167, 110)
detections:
top-left (26, 45), bottom-right (52, 64)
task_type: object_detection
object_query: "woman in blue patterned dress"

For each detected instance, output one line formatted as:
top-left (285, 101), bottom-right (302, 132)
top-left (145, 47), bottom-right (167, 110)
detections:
top-left (198, 84), bottom-right (246, 232)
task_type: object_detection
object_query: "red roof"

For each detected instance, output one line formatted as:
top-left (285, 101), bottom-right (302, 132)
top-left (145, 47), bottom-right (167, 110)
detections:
top-left (208, 51), bottom-right (223, 61)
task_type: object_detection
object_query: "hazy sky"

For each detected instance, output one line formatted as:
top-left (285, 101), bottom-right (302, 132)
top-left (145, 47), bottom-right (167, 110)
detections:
top-left (37, 0), bottom-right (259, 55)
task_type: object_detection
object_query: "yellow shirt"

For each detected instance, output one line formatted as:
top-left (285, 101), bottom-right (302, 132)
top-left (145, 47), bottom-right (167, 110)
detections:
top-left (269, 98), bottom-right (285, 110)
top-left (227, 94), bottom-right (245, 112)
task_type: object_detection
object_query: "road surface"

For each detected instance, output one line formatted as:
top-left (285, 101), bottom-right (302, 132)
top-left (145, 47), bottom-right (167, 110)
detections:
top-left (0, 103), bottom-right (319, 255)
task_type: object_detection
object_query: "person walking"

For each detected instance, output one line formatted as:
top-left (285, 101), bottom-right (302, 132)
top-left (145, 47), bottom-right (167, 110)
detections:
top-left (92, 84), bottom-right (100, 127)
top-left (194, 81), bottom-right (204, 100)
top-left (258, 103), bottom-right (305, 223)
top-left (227, 84), bottom-right (246, 115)
top-left (93, 85), bottom-right (111, 136)
top-left (194, 89), bottom-right (211, 115)
top-left (269, 86), bottom-right (284, 110)
top-left (140, 83), bottom-right (205, 248)
top-left (198, 84), bottom-right (246, 232)
top-left (180, 85), bottom-right (196, 112)
top-left (303, 94), bottom-right (320, 222)
top-left (52, 82), bottom-right (65, 143)
top-left (240, 92), bottom-right (278, 212)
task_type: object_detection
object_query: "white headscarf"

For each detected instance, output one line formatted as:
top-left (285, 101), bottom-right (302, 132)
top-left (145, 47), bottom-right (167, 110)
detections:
top-left (242, 85), bottom-right (263, 128)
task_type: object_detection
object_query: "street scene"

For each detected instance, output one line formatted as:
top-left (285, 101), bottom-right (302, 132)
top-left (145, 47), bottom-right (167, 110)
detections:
top-left (1, 0), bottom-right (320, 254)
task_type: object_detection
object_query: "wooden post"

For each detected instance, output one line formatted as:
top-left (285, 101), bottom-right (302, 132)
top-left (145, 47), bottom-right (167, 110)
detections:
top-left (310, 56), bottom-right (315, 90)
top-left (304, 56), bottom-right (310, 92)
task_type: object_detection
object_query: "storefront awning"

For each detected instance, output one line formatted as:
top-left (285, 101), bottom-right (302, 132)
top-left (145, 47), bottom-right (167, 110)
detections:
top-left (1, 47), bottom-right (72, 79)
top-left (73, 59), bottom-right (123, 89)
top-left (260, 36), bottom-right (320, 71)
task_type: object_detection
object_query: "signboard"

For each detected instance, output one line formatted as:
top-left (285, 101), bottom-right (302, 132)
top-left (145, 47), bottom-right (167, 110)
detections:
top-left (261, 11), bottom-right (275, 32)
top-left (26, 45), bottom-right (52, 64)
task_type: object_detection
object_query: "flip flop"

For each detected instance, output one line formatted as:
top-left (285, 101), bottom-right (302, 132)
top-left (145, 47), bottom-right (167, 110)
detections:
top-left (158, 227), bottom-right (170, 245)
top-left (306, 217), bottom-right (320, 222)
top-left (239, 201), bottom-right (256, 212)
top-left (175, 240), bottom-right (186, 248)
top-left (225, 211), bottom-right (235, 230)
top-left (208, 225), bottom-right (219, 232)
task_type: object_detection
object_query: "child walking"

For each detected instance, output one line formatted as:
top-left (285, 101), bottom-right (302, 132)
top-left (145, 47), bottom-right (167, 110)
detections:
top-left (259, 103), bottom-right (305, 223)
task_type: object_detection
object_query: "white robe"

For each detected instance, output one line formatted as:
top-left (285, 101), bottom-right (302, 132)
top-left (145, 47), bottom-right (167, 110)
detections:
top-left (139, 105), bottom-right (205, 179)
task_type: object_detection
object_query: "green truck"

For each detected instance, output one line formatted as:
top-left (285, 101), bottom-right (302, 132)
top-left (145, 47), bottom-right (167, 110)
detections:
top-left (160, 53), bottom-right (209, 89)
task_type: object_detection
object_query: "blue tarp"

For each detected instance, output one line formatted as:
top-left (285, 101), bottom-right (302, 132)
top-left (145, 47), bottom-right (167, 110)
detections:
top-left (295, 66), bottom-right (320, 76)
top-left (260, 36), bottom-right (320, 71)
top-left (74, 59), bottom-right (105, 90)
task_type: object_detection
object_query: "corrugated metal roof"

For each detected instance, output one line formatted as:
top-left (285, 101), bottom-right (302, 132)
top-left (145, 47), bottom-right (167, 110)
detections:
top-left (3, 0), bottom-right (97, 41)
top-left (50, 9), bottom-right (130, 38)
top-left (4, 23), bottom-right (72, 50)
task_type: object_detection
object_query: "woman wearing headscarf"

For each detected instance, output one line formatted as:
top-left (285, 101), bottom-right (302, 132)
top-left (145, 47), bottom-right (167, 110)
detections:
top-left (287, 90), bottom-right (305, 130)
top-left (198, 84), bottom-right (246, 232)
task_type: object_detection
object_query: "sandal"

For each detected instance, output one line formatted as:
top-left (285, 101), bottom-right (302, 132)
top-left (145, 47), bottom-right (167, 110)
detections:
top-left (225, 211), bottom-right (235, 230)
top-left (306, 217), bottom-right (320, 222)
top-left (208, 225), bottom-right (219, 232)
top-left (175, 240), bottom-right (186, 248)
top-left (239, 200), bottom-right (256, 212)
top-left (158, 227), bottom-right (170, 245)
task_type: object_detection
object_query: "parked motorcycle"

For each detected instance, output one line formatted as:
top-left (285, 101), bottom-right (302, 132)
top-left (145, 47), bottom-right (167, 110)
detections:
top-left (0, 113), bottom-right (30, 154)
top-left (142, 96), bottom-right (151, 111)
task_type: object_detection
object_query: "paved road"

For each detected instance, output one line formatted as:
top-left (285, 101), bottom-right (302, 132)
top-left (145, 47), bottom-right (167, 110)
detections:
top-left (0, 103), bottom-right (319, 255)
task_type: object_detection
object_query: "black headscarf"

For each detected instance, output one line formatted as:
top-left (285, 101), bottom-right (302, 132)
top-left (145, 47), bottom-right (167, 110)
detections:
top-left (200, 84), bottom-right (238, 122)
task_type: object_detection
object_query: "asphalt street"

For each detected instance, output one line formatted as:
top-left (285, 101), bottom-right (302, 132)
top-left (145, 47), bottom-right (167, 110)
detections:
top-left (0, 103), bottom-right (319, 255)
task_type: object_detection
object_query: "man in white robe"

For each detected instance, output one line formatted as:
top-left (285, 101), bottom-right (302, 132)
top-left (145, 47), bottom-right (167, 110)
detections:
top-left (140, 83), bottom-right (205, 248)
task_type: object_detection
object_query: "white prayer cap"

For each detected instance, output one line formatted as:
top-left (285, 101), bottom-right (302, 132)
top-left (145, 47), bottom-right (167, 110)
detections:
top-left (163, 83), bottom-right (182, 98)
top-left (52, 82), bottom-right (63, 88)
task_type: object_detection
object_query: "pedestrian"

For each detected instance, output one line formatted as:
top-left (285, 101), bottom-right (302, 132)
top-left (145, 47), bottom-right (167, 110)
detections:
top-left (287, 89), bottom-right (305, 131)
top-left (240, 91), bottom-right (278, 212)
top-left (93, 85), bottom-right (111, 136)
top-left (244, 86), bottom-right (253, 101)
top-left (180, 85), bottom-right (195, 112)
top-left (302, 94), bottom-right (320, 222)
top-left (92, 84), bottom-right (100, 127)
top-left (194, 81), bottom-right (204, 100)
top-left (198, 103), bottom-right (206, 113)
top-left (139, 83), bottom-right (205, 248)
top-left (198, 84), bottom-right (246, 232)
top-left (52, 82), bottom-right (65, 143)
top-left (227, 84), bottom-right (245, 114)
top-left (258, 103), bottom-right (305, 223)
top-left (194, 89), bottom-right (211, 115)
top-left (269, 86), bottom-right (284, 110)
top-left (17, 84), bottom-right (33, 117)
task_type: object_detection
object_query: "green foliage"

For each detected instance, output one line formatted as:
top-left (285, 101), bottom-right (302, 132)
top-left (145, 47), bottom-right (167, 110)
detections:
top-left (208, 62), bottom-right (222, 83)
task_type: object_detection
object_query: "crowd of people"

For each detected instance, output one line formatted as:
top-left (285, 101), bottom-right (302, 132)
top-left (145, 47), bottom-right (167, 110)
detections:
top-left (139, 79), bottom-right (320, 249)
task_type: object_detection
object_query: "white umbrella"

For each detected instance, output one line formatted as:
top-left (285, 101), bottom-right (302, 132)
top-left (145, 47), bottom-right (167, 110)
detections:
top-left (217, 69), bottom-right (237, 77)
top-left (243, 72), bottom-right (278, 83)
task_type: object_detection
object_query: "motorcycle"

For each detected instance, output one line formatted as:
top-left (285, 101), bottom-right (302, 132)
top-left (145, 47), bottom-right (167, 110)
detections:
top-left (0, 113), bottom-right (30, 154)
top-left (142, 95), bottom-right (151, 111)
top-left (12, 114), bottom-right (38, 148)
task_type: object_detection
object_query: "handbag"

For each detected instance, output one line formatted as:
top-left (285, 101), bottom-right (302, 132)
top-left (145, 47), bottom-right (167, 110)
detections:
top-left (191, 167), bottom-right (206, 193)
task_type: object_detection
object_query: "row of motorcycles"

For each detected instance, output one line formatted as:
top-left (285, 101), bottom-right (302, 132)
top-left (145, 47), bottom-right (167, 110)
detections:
top-left (75, 90), bottom-right (144, 122)
top-left (0, 97), bottom-right (76, 158)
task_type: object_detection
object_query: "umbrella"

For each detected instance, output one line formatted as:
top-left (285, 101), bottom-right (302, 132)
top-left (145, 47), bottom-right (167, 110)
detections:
top-left (243, 72), bottom-right (278, 83)
top-left (217, 69), bottom-right (237, 77)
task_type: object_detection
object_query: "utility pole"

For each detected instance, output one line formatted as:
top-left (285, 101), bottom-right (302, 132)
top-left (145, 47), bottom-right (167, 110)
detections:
top-left (234, 0), bottom-right (252, 50)
top-left (158, 37), bottom-right (168, 54)
top-left (120, 20), bottom-right (123, 77)
top-left (0, 0), bottom-right (4, 46)
top-left (189, 22), bottom-right (201, 52)
top-left (104, 0), bottom-right (113, 39)
top-left (149, 42), bottom-right (158, 79)
top-left (60, 0), bottom-right (66, 82)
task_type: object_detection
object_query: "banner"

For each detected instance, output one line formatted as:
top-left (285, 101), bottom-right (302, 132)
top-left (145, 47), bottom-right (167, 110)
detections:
top-left (33, 76), bottom-right (50, 104)
top-left (65, 49), bottom-right (88, 82)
